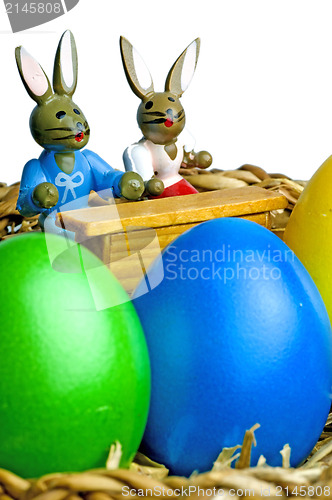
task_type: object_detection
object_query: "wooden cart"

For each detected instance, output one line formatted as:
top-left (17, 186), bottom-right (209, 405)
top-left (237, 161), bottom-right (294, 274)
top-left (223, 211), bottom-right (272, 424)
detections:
top-left (57, 187), bottom-right (288, 294)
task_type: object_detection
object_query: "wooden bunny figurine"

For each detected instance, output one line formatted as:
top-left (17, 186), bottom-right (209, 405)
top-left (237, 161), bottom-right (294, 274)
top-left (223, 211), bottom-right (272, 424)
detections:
top-left (120, 36), bottom-right (212, 198)
top-left (16, 31), bottom-right (162, 236)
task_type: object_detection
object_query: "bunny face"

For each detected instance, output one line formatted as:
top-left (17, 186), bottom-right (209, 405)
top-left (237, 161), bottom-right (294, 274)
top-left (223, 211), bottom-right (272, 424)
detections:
top-left (120, 36), bottom-right (200, 146)
top-left (16, 31), bottom-right (89, 152)
top-left (30, 96), bottom-right (90, 151)
top-left (137, 92), bottom-right (185, 145)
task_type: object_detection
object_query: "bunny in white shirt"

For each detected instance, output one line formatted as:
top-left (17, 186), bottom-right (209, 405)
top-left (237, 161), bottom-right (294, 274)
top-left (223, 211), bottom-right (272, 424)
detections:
top-left (121, 37), bottom-right (212, 198)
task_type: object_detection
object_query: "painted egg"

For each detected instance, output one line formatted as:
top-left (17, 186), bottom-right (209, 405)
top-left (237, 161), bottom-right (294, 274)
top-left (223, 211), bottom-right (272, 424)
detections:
top-left (0, 232), bottom-right (150, 478)
top-left (284, 155), bottom-right (332, 321)
top-left (133, 218), bottom-right (332, 476)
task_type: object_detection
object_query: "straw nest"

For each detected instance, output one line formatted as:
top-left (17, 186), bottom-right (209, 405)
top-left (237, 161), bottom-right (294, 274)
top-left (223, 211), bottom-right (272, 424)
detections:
top-left (2, 168), bottom-right (331, 498)
top-left (0, 165), bottom-right (305, 240)
top-left (0, 182), bottom-right (39, 240)
top-left (0, 418), bottom-right (332, 500)
top-left (180, 164), bottom-right (306, 235)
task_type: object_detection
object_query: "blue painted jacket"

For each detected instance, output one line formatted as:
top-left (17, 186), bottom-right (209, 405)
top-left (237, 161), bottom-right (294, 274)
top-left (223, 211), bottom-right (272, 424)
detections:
top-left (17, 149), bottom-right (123, 219)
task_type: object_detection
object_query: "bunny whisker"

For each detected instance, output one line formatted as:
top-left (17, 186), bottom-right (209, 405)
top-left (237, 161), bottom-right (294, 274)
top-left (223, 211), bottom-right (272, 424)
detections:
top-left (53, 134), bottom-right (81, 140)
top-left (143, 111), bottom-right (166, 117)
top-left (174, 110), bottom-right (184, 119)
top-left (45, 127), bottom-right (77, 132)
top-left (143, 118), bottom-right (168, 124)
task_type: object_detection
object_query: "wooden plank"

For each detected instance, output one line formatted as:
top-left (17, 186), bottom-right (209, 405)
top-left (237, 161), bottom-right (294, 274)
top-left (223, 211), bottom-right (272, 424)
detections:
top-left (110, 212), bottom-right (270, 261)
top-left (80, 212), bottom-right (270, 265)
top-left (272, 228), bottom-right (285, 240)
top-left (58, 187), bottom-right (287, 238)
top-left (239, 212), bottom-right (271, 229)
top-left (79, 212), bottom-right (272, 295)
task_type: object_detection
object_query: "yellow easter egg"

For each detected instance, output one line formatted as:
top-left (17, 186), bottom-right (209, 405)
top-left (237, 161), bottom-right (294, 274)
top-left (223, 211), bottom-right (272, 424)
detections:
top-left (284, 154), bottom-right (332, 320)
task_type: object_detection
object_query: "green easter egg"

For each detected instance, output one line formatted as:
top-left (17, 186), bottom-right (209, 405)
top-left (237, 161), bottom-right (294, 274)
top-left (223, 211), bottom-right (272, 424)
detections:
top-left (0, 232), bottom-right (150, 478)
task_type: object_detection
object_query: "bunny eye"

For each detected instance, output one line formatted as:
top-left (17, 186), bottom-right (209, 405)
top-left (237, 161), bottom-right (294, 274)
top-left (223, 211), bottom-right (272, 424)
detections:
top-left (73, 109), bottom-right (81, 115)
top-left (168, 97), bottom-right (175, 102)
top-left (56, 111), bottom-right (66, 119)
top-left (145, 101), bottom-right (153, 110)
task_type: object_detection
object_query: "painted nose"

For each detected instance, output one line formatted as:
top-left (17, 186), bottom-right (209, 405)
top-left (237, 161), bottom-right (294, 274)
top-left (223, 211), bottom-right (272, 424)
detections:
top-left (166, 109), bottom-right (174, 119)
top-left (77, 122), bottom-right (84, 131)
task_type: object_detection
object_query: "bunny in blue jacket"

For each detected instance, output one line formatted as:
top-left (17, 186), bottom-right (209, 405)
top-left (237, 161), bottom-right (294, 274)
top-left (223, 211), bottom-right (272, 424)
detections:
top-left (15, 31), bottom-right (163, 236)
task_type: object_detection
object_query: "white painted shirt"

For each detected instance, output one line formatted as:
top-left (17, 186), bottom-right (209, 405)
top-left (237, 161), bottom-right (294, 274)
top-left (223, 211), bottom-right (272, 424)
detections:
top-left (123, 130), bottom-right (196, 188)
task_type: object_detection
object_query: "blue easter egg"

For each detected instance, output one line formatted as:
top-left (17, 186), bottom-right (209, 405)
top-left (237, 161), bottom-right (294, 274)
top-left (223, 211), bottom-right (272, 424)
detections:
top-left (133, 218), bottom-right (332, 476)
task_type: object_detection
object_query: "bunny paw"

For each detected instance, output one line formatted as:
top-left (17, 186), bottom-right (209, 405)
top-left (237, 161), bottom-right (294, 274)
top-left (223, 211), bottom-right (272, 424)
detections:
top-left (120, 172), bottom-right (145, 200)
top-left (193, 151), bottom-right (213, 169)
top-left (145, 178), bottom-right (164, 197)
top-left (32, 182), bottom-right (59, 209)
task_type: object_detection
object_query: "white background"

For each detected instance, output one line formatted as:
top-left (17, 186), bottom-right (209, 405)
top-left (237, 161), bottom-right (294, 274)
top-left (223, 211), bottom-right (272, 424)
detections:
top-left (1, 0), bottom-right (332, 185)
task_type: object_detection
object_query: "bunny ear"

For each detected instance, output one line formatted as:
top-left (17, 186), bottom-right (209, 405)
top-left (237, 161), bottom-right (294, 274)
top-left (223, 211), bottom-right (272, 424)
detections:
top-left (53, 30), bottom-right (78, 97)
top-left (165, 38), bottom-right (200, 96)
top-left (120, 36), bottom-right (154, 100)
top-left (15, 46), bottom-right (53, 105)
